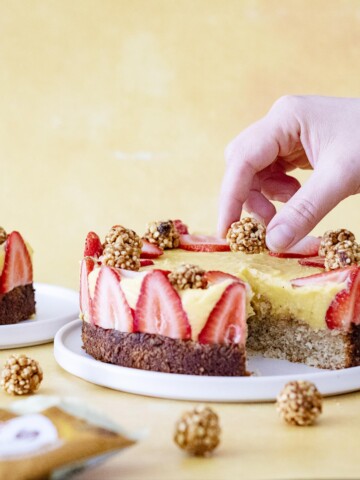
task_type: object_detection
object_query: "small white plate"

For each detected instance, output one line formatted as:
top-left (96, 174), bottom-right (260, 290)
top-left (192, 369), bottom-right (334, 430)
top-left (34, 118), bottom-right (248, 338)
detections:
top-left (0, 283), bottom-right (79, 349)
top-left (54, 319), bottom-right (360, 402)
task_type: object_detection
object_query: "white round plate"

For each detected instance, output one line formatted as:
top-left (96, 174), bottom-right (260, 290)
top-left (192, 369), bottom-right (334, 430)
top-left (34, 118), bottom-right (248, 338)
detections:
top-left (0, 283), bottom-right (79, 349)
top-left (54, 319), bottom-right (360, 402)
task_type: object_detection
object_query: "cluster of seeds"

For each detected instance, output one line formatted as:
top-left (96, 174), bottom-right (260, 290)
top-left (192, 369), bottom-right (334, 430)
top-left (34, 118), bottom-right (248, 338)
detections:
top-left (226, 217), bottom-right (267, 254)
top-left (1, 354), bottom-right (43, 395)
top-left (174, 405), bottom-right (221, 456)
top-left (319, 229), bottom-right (360, 271)
top-left (102, 225), bottom-right (142, 271)
top-left (143, 220), bottom-right (180, 250)
top-left (169, 264), bottom-right (208, 290)
top-left (276, 380), bottom-right (322, 426)
top-left (0, 226), bottom-right (7, 245)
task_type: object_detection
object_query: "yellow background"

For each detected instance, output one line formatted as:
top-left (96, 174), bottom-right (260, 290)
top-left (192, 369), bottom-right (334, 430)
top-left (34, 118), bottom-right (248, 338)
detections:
top-left (1, 0), bottom-right (360, 290)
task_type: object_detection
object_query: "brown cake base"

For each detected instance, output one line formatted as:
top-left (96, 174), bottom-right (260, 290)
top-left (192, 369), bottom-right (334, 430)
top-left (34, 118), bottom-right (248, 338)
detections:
top-left (247, 296), bottom-right (360, 369)
top-left (0, 284), bottom-right (36, 325)
top-left (82, 322), bottom-right (247, 376)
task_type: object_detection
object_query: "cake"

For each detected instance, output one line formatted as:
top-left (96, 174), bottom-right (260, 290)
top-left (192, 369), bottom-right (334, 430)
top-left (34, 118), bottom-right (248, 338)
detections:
top-left (0, 227), bottom-right (35, 325)
top-left (80, 220), bottom-right (360, 375)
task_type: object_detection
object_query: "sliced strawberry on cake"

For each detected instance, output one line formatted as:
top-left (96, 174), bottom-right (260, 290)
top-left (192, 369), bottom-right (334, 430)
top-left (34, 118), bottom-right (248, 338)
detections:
top-left (140, 240), bottom-right (164, 259)
top-left (269, 236), bottom-right (320, 259)
top-left (134, 270), bottom-right (191, 339)
top-left (198, 282), bottom-right (247, 345)
top-left (179, 234), bottom-right (230, 252)
top-left (0, 229), bottom-right (35, 325)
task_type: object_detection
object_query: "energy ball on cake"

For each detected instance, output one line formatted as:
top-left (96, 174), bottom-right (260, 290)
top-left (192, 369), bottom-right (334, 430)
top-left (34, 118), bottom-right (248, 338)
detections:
top-left (226, 217), bottom-right (267, 254)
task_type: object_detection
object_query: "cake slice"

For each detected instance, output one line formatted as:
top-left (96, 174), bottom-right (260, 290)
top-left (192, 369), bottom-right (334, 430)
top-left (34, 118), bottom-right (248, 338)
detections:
top-left (0, 228), bottom-right (35, 325)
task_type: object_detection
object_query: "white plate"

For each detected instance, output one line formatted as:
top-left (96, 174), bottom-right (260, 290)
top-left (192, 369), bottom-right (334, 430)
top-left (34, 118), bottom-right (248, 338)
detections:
top-left (0, 283), bottom-right (79, 349)
top-left (54, 319), bottom-right (360, 402)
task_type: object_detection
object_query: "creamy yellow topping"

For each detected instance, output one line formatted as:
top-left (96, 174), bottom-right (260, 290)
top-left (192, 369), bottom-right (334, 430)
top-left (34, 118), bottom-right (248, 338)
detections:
top-left (151, 250), bottom-right (346, 330)
top-left (87, 267), bottom-right (252, 340)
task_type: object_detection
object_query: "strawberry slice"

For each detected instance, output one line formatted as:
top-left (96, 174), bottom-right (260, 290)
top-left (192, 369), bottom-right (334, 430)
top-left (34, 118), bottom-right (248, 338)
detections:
top-left (290, 266), bottom-right (360, 330)
top-left (326, 267), bottom-right (360, 329)
top-left (205, 270), bottom-right (243, 285)
top-left (92, 266), bottom-right (134, 332)
top-left (84, 232), bottom-right (103, 258)
top-left (141, 240), bottom-right (164, 259)
top-left (173, 219), bottom-right (189, 235)
top-left (134, 270), bottom-right (191, 340)
top-left (269, 236), bottom-right (320, 259)
top-left (80, 258), bottom-right (95, 323)
top-left (298, 256), bottom-right (325, 268)
top-left (290, 267), bottom-right (353, 288)
top-left (140, 259), bottom-right (154, 267)
top-left (198, 282), bottom-right (247, 345)
top-left (0, 231), bottom-right (33, 294)
top-left (179, 234), bottom-right (230, 252)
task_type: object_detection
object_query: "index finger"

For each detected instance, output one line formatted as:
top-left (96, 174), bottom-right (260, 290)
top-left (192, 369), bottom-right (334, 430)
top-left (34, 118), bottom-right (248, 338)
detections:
top-left (218, 102), bottom-right (299, 237)
top-left (218, 118), bottom-right (280, 237)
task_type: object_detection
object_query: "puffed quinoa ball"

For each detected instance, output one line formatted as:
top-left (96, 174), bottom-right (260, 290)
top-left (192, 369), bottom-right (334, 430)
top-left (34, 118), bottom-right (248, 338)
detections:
top-left (1, 354), bottom-right (43, 395)
top-left (143, 220), bottom-right (180, 250)
top-left (102, 225), bottom-right (142, 271)
top-left (276, 380), bottom-right (322, 426)
top-left (169, 264), bottom-right (208, 290)
top-left (174, 405), bottom-right (221, 456)
top-left (319, 229), bottom-right (356, 257)
top-left (0, 227), bottom-right (7, 245)
top-left (226, 217), bottom-right (267, 254)
top-left (324, 240), bottom-right (359, 271)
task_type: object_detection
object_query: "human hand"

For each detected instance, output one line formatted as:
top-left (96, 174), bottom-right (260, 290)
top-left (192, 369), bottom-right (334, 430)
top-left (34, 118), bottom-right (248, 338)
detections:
top-left (218, 95), bottom-right (360, 251)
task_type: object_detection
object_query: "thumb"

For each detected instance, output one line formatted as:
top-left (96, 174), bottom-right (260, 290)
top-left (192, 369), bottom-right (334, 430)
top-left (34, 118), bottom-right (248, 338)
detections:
top-left (266, 165), bottom-right (349, 251)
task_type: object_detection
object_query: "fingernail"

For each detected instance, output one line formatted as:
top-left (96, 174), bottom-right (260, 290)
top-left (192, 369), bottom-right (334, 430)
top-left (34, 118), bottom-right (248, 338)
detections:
top-left (266, 224), bottom-right (295, 251)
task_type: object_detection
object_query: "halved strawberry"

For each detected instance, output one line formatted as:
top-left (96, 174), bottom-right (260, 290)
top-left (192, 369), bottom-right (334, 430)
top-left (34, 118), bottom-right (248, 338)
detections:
top-left (0, 231), bottom-right (33, 294)
top-left (198, 282), bottom-right (247, 344)
top-left (92, 266), bottom-right (134, 332)
top-left (205, 270), bottom-right (243, 285)
top-left (80, 258), bottom-right (95, 322)
top-left (290, 266), bottom-right (360, 330)
top-left (179, 234), bottom-right (230, 252)
top-left (141, 240), bottom-right (164, 259)
top-left (290, 267), bottom-right (354, 288)
top-left (84, 232), bottom-right (103, 258)
top-left (140, 259), bottom-right (154, 267)
top-left (326, 267), bottom-right (360, 329)
top-left (298, 256), bottom-right (325, 268)
top-left (269, 236), bottom-right (320, 259)
top-left (134, 270), bottom-right (191, 339)
top-left (173, 219), bottom-right (189, 235)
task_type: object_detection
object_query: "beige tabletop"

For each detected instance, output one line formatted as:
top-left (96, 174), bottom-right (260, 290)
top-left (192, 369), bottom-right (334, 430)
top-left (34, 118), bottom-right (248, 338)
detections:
top-left (1, 343), bottom-right (360, 480)
top-left (1, 1), bottom-right (360, 478)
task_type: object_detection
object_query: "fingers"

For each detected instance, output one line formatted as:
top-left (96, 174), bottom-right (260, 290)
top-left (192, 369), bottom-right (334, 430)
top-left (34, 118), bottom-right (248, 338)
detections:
top-left (260, 172), bottom-right (301, 202)
top-left (266, 164), bottom-right (350, 251)
top-left (217, 118), bottom-right (280, 237)
top-left (218, 96), bottom-right (302, 237)
top-left (244, 190), bottom-right (277, 225)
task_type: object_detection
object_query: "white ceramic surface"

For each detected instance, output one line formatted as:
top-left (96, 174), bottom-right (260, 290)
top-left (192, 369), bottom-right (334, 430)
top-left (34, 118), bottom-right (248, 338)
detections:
top-left (54, 319), bottom-right (360, 402)
top-left (0, 283), bottom-right (79, 349)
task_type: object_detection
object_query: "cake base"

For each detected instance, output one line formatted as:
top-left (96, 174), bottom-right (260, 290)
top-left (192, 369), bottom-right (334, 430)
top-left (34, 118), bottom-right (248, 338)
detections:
top-left (247, 312), bottom-right (360, 370)
top-left (0, 284), bottom-right (36, 325)
top-left (82, 322), bottom-right (247, 376)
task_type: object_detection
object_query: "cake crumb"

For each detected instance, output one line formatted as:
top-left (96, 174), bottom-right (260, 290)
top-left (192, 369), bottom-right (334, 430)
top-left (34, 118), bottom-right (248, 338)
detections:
top-left (102, 225), bottom-right (142, 271)
top-left (226, 217), bottom-right (267, 254)
top-left (276, 380), bottom-right (322, 426)
top-left (169, 264), bottom-right (208, 290)
top-left (174, 405), bottom-right (221, 456)
top-left (143, 220), bottom-right (179, 249)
